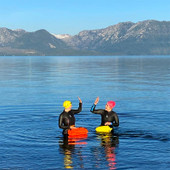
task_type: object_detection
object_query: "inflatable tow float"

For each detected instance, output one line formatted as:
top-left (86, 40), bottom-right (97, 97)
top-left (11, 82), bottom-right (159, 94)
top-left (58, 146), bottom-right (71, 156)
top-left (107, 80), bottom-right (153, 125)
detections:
top-left (95, 126), bottom-right (113, 133)
top-left (68, 127), bottom-right (88, 138)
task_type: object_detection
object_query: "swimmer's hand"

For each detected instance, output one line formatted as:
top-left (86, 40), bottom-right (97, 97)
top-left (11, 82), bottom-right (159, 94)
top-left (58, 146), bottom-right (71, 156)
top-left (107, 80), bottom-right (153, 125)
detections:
top-left (94, 97), bottom-right (99, 105)
top-left (78, 96), bottom-right (82, 103)
top-left (105, 122), bottom-right (111, 126)
top-left (70, 125), bottom-right (77, 129)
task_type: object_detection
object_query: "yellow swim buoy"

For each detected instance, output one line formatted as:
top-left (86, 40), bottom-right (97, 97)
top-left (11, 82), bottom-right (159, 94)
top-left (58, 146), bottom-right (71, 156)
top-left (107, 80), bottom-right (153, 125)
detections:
top-left (95, 126), bottom-right (113, 133)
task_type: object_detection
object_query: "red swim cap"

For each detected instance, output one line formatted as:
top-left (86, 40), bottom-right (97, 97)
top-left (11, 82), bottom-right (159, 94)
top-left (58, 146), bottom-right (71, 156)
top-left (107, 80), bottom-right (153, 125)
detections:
top-left (107, 101), bottom-right (116, 109)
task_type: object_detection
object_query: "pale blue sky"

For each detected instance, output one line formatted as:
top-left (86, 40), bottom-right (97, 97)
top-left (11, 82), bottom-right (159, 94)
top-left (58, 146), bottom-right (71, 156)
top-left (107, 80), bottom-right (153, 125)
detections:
top-left (0, 0), bottom-right (170, 35)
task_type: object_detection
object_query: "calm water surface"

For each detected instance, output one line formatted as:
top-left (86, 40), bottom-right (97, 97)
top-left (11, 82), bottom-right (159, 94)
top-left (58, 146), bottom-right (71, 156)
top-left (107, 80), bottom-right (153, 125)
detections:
top-left (0, 56), bottom-right (170, 169)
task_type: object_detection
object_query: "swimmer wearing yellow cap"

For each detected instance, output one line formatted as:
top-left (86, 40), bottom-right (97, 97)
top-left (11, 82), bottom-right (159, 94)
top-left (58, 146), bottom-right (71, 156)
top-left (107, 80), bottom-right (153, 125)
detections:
top-left (63, 100), bottom-right (72, 109)
top-left (59, 97), bottom-right (82, 136)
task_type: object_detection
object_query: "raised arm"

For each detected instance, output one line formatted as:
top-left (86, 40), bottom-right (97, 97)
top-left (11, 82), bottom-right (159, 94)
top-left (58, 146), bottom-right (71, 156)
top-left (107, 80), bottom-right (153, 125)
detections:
top-left (71, 96), bottom-right (82, 114)
top-left (94, 97), bottom-right (99, 105)
top-left (90, 97), bottom-right (104, 114)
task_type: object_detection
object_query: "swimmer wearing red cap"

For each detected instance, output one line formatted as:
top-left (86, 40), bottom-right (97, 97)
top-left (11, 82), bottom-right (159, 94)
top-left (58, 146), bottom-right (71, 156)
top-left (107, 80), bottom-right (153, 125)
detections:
top-left (90, 97), bottom-right (119, 127)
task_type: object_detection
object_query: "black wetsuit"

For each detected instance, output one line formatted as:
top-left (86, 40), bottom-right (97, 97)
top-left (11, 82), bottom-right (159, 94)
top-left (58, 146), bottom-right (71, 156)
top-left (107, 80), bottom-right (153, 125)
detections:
top-left (90, 104), bottom-right (119, 127)
top-left (59, 103), bottom-right (82, 135)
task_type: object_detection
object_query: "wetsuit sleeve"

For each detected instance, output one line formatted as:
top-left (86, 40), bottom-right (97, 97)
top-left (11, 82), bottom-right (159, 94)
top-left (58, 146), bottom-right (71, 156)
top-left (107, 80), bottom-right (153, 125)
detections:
top-left (59, 113), bottom-right (69, 129)
top-left (90, 104), bottom-right (104, 114)
top-left (71, 102), bottom-right (82, 114)
top-left (113, 113), bottom-right (119, 127)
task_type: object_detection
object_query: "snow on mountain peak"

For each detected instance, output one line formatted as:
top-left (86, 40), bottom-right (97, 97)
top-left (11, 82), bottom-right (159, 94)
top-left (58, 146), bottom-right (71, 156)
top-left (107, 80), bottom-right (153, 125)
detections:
top-left (52, 33), bottom-right (71, 39)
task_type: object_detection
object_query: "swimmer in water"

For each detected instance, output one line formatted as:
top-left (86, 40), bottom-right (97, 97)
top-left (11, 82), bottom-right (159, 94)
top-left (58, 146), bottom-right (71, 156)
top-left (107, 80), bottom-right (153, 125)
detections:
top-left (59, 97), bottom-right (82, 136)
top-left (90, 97), bottom-right (119, 128)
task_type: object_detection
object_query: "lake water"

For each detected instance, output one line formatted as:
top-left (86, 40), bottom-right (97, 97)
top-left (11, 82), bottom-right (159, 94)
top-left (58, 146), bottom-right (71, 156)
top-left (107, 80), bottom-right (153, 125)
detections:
top-left (0, 56), bottom-right (170, 169)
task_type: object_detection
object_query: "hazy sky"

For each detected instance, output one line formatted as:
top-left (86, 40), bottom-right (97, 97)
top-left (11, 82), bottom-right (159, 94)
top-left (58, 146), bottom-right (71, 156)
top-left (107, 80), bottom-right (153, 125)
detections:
top-left (0, 0), bottom-right (170, 35)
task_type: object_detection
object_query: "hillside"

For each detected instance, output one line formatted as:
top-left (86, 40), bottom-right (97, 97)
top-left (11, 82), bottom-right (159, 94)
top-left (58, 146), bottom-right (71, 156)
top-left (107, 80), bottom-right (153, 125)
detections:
top-left (1, 20), bottom-right (170, 55)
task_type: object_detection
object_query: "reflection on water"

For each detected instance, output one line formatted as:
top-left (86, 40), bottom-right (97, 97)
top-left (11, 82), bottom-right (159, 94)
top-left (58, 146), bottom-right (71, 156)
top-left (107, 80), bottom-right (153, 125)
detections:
top-left (97, 133), bottom-right (119, 170)
top-left (59, 136), bottom-right (87, 169)
top-left (59, 134), bottom-right (119, 170)
top-left (59, 139), bottom-right (74, 169)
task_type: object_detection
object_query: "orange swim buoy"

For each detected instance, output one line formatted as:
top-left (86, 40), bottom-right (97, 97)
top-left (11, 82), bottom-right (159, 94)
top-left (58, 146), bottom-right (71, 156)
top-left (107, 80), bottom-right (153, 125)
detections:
top-left (68, 127), bottom-right (88, 138)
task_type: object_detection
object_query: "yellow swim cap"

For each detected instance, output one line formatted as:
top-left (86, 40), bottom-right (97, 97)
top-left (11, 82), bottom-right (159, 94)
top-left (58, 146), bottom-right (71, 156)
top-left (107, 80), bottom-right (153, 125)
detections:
top-left (63, 101), bottom-right (72, 108)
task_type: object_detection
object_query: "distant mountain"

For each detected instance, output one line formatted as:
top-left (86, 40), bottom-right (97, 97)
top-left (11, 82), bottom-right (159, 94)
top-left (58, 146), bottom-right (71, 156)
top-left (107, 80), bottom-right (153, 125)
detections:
top-left (10, 29), bottom-right (69, 55)
top-left (1, 20), bottom-right (170, 56)
top-left (63, 20), bottom-right (170, 55)
top-left (0, 28), bottom-right (90, 56)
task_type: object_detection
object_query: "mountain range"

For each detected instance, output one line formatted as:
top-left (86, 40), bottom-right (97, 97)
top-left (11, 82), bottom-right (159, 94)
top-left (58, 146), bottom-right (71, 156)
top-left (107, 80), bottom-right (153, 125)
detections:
top-left (1, 20), bottom-right (170, 56)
